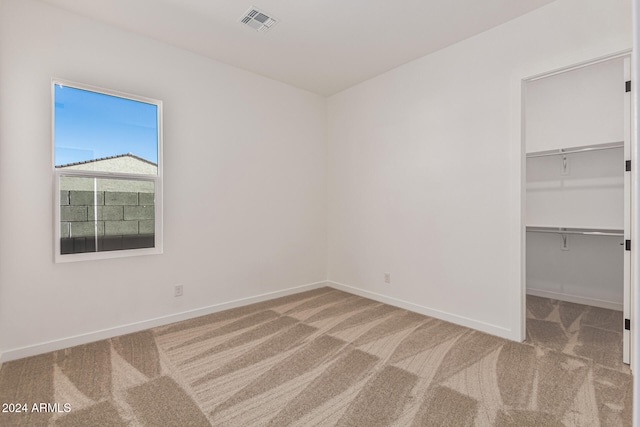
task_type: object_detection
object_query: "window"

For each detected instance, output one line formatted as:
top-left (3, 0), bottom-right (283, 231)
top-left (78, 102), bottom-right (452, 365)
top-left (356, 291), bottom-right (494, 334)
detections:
top-left (53, 79), bottom-right (163, 262)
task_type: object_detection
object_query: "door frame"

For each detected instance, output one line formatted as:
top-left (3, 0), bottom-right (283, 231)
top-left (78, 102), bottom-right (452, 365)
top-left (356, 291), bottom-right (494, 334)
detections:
top-left (515, 49), bottom-right (633, 367)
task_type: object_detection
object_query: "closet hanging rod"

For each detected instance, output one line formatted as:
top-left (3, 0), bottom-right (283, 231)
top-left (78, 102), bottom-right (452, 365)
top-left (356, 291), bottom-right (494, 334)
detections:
top-left (526, 142), bottom-right (623, 159)
top-left (526, 226), bottom-right (623, 237)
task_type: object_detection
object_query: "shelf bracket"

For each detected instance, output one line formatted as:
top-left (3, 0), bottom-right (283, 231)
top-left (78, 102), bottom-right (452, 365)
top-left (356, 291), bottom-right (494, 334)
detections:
top-left (561, 155), bottom-right (569, 175)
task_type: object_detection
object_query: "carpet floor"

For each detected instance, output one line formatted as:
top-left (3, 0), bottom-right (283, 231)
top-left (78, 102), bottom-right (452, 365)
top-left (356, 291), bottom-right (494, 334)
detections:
top-left (0, 287), bottom-right (633, 426)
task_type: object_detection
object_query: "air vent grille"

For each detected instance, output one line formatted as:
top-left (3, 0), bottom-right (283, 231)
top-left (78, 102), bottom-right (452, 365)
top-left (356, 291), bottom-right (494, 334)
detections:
top-left (239, 7), bottom-right (278, 33)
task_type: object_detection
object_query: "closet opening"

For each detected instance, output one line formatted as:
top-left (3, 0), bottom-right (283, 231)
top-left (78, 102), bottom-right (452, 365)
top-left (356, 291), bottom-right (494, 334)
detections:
top-left (523, 52), bottom-right (631, 372)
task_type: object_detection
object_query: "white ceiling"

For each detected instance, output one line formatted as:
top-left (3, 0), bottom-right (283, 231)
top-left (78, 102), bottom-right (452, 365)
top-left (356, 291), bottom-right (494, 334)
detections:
top-left (38, 0), bottom-right (557, 95)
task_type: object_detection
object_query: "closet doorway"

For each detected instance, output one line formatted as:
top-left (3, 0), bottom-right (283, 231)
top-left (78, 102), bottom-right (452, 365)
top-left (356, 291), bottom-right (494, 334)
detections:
top-left (523, 53), bottom-right (632, 368)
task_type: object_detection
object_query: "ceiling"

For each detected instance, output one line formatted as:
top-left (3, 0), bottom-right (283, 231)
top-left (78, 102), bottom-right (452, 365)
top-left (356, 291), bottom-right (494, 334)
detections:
top-left (38, 0), bottom-right (557, 96)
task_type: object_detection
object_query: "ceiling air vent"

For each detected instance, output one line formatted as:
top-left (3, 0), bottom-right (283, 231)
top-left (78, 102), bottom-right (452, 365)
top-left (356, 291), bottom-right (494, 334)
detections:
top-left (240, 7), bottom-right (278, 33)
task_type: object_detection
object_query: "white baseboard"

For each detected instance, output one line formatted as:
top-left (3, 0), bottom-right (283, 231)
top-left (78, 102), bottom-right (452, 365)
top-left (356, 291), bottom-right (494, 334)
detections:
top-left (327, 281), bottom-right (516, 341)
top-left (526, 288), bottom-right (623, 311)
top-left (0, 281), bottom-right (328, 363)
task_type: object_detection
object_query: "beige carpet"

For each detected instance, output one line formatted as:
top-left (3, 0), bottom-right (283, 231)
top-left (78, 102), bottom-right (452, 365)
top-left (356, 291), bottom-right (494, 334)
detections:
top-left (0, 287), bottom-right (632, 426)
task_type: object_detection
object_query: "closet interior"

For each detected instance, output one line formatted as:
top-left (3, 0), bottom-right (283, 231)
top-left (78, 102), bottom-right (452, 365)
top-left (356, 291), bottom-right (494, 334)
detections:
top-left (524, 54), bottom-right (631, 366)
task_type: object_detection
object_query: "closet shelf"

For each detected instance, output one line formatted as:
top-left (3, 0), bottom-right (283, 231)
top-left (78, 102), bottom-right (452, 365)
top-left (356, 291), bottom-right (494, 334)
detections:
top-left (526, 226), bottom-right (623, 237)
top-left (526, 141), bottom-right (623, 159)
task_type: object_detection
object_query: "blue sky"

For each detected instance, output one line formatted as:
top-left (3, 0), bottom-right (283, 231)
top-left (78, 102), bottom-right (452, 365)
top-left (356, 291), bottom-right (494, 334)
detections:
top-left (54, 84), bottom-right (158, 166)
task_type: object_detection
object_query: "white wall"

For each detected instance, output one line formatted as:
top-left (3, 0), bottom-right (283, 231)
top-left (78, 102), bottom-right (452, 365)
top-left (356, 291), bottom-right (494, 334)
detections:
top-left (0, 0), bottom-right (327, 360)
top-left (526, 233), bottom-right (624, 309)
top-left (526, 149), bottom-right (624, 229)
top-left (327, 0), bottom-right (632, 340)
top-left (525, 57), bottom-right (625, 153)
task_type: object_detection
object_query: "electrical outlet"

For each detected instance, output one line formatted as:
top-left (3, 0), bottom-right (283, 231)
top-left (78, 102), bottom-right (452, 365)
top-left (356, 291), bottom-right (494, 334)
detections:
top-left (384, 273), bottom-right (391, 284)
top-left (174, 284), bottom-right (183, 297)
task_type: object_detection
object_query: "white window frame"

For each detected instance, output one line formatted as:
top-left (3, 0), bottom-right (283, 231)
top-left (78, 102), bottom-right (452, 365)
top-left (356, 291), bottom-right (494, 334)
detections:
top-left (52, 78), bottom-right (163, 263)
